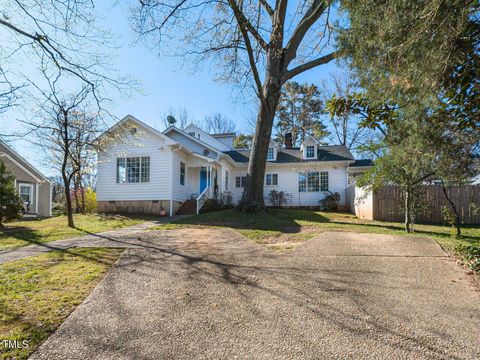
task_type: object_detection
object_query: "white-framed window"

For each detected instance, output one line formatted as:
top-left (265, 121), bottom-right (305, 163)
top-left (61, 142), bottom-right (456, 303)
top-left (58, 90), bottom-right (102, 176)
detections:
top-left (267, 147), bottom-right (274, 160)
top-left (19, 183), bottom-right (32, 203)
top-left (266, 173), bottom-right (278, 186)
top-left (225, 170), bottom-right (229, 190)
top-left (180, 162), bottom-right (185, 185)
top-left (306, 145), bottom-right (315, 158)
top-left (141, 157), bottom-right (150, 182)
top-left (235, 176), bottom-right (247, 188)
top-left (298, 171), bottom-right (328, 192)
top-left (117, 156), bottom-right (150, 183)
top-left (320, 172), bottom-right (329, 191)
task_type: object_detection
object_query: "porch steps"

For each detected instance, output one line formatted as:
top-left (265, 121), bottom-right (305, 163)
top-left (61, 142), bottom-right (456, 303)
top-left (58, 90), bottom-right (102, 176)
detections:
top-left (177, 200), bottom-right (197, 215)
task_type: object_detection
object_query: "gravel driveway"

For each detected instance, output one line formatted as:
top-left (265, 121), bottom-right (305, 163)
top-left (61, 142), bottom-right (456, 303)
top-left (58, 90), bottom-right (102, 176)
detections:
top-left (30, 229), bottom-right (480, 359)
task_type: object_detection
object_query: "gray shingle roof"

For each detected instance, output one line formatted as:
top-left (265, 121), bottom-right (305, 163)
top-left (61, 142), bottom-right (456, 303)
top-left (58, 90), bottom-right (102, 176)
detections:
top-left (224, 145), bottom-right (356, 164)
top-left (350, 159), bottom-right (373, 167)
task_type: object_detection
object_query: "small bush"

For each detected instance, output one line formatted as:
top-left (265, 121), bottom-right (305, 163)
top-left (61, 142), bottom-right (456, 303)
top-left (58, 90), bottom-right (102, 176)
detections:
top-left (84, 188), bottom-right (97, 213)
top-left (51, 202), bottom-right (66, 216)
top-left (217, 191), bottom-right (233, 209)
top-left (319, 191), bottom-right (341, 211)
top-left (267, 190), bottom-right (290, 207)
top-left (201, 191), bottom-right (234, 213)
top-left (454, 244), bottom-right (480, 272)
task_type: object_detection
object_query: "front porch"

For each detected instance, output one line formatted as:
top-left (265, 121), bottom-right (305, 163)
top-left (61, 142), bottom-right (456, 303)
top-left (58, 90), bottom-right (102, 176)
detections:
top-left (180, 161), bottom-right (222, 215)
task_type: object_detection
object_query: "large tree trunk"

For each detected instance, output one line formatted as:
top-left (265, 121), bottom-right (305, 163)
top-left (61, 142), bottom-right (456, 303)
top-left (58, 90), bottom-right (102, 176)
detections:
top-left (239, 78), bottom-right (282, 212)
top-left (62, 173), bottom-right (75, 228)
top-left (239, 38), bottom-right (284, 212)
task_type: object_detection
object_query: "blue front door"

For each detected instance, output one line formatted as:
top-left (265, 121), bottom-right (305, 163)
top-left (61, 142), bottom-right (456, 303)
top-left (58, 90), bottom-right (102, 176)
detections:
top-left (200, 167), bottom-right (207, 193)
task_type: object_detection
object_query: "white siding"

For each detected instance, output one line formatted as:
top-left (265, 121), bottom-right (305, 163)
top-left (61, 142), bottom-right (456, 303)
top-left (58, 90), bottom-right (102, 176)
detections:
top-left (231, 169), bottom-right (247, 203)
top-left (172, 150), bottom-right (189, 201)
top-left (230, 163), bottom-right (349, 207)
top-left (97, 128), bottom-right (172, 201)
top-left (218, 159), bottom-right (234, 193)
top-left (214, 136), bottom-right (235, 150)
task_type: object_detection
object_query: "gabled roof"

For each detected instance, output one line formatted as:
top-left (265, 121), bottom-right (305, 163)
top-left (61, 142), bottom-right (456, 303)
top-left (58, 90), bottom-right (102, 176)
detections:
top-left (181, 124), bottom-right (231, 151)
top-left (94, 115), bottom-right (176, 146)
top-left (163, 125), bottom-right (223, 155)
top-left (301, 136), bottom-right (321, 145)
top-left (224, 145), bottom-right (355, 164)
top-left (0, 140), bottom-right (50, 182)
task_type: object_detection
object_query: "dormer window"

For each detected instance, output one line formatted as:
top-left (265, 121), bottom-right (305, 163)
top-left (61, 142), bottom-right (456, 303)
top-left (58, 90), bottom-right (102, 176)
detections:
top-left (267, 147), bottom-right (275, 161)
top-left (306, 145), bottom-right (315, 158)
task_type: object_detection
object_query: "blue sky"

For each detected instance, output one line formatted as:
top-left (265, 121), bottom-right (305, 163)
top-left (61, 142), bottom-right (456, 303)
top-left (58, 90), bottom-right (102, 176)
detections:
top-left (1, 2), bottom-right (343, 176)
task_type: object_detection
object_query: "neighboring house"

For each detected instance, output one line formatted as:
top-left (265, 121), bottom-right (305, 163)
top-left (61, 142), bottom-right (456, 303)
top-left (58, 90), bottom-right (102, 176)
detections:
top-left (95, 115), bottom-right (372, 215)
top-left (0, 140), bottom-right (52, 217)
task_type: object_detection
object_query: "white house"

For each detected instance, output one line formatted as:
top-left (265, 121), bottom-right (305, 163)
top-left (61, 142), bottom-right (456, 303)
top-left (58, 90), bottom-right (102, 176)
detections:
top-left (95, 115), bottom-right (371, 216)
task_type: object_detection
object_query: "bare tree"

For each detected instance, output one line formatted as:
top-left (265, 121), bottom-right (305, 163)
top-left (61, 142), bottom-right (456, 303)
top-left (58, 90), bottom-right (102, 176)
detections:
top-left (70, 111), bottom-right (100, 214)
top-left (20, 75), bottom-right (105, 228)
top-left (0, 0), bottom-right (130, 116)
top-left (202, 113), bottom-right (236, 134)
top-left (132, 0), bottom-right (339, 212)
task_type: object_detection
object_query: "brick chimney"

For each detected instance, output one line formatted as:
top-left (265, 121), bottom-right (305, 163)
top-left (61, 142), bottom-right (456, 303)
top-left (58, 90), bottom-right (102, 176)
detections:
top-left (285, 132), bottom-right (293, 149)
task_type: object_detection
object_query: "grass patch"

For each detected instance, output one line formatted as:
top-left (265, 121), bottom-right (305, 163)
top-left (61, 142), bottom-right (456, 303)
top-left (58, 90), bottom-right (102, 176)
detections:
top-left (169, 209), bottom-right (480, 262)
top-left (148, 223), bottom-right (192, 231)
top-left (0, 214), bottom-right (147, 251)
top-left (237, 229), bottom-right (283, 244)
top-left (0, 247), bottom-right (122, 359)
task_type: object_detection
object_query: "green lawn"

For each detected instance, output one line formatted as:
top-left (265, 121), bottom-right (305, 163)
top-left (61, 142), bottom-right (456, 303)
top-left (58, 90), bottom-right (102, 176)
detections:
top-left (0, 248), bottom-right (123, 360)
top-left (0, 214), bottom-right (146, 252)
top-left (152, 209), bottom-right (480, 265)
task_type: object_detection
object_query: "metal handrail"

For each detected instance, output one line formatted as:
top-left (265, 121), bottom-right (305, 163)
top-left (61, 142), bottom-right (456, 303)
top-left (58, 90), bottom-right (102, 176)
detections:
top-left (196, 186), bottom-right (210, 214)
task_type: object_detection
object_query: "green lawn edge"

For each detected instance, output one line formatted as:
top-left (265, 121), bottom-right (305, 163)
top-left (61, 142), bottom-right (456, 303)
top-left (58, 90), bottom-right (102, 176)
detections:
top-left (0, 247), bottom-right (123, 360)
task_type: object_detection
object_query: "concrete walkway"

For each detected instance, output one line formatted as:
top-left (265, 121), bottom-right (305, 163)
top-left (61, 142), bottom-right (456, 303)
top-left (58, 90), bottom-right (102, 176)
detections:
top-left (29, 230), bottom-right (479, 359)
top-left (0, 216), bottom-right (186, 264)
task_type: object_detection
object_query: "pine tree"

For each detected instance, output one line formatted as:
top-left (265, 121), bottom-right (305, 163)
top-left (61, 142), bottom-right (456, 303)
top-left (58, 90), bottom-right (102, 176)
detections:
top-left (274, 82), bottom-right (329, 147)
top-left (0, 160), bottom-right (22, 227)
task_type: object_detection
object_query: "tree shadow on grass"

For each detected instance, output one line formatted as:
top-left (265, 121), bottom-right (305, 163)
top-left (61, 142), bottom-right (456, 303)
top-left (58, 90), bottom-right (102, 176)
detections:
top-left (171, 208), bottom-right (480, 244)
top-left (169, 208), bottom-right (332, 234)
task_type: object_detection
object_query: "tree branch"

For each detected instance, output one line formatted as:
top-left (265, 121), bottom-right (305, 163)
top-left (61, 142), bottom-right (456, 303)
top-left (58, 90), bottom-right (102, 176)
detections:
top-left (259, 0), bottom-right (274, 17)
top-left (284, 0), bottom-right (329, 65)
top-left (282, 51), bottom-right (338, 82)
top-left (231, 11), bottom-right (266, 105)
top-left (227, 0), bottom-right (268, 50)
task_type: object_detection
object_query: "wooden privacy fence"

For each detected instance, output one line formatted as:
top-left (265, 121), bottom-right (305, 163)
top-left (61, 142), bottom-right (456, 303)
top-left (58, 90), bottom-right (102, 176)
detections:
top-left (349, 185), bottom-right (480, 225)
